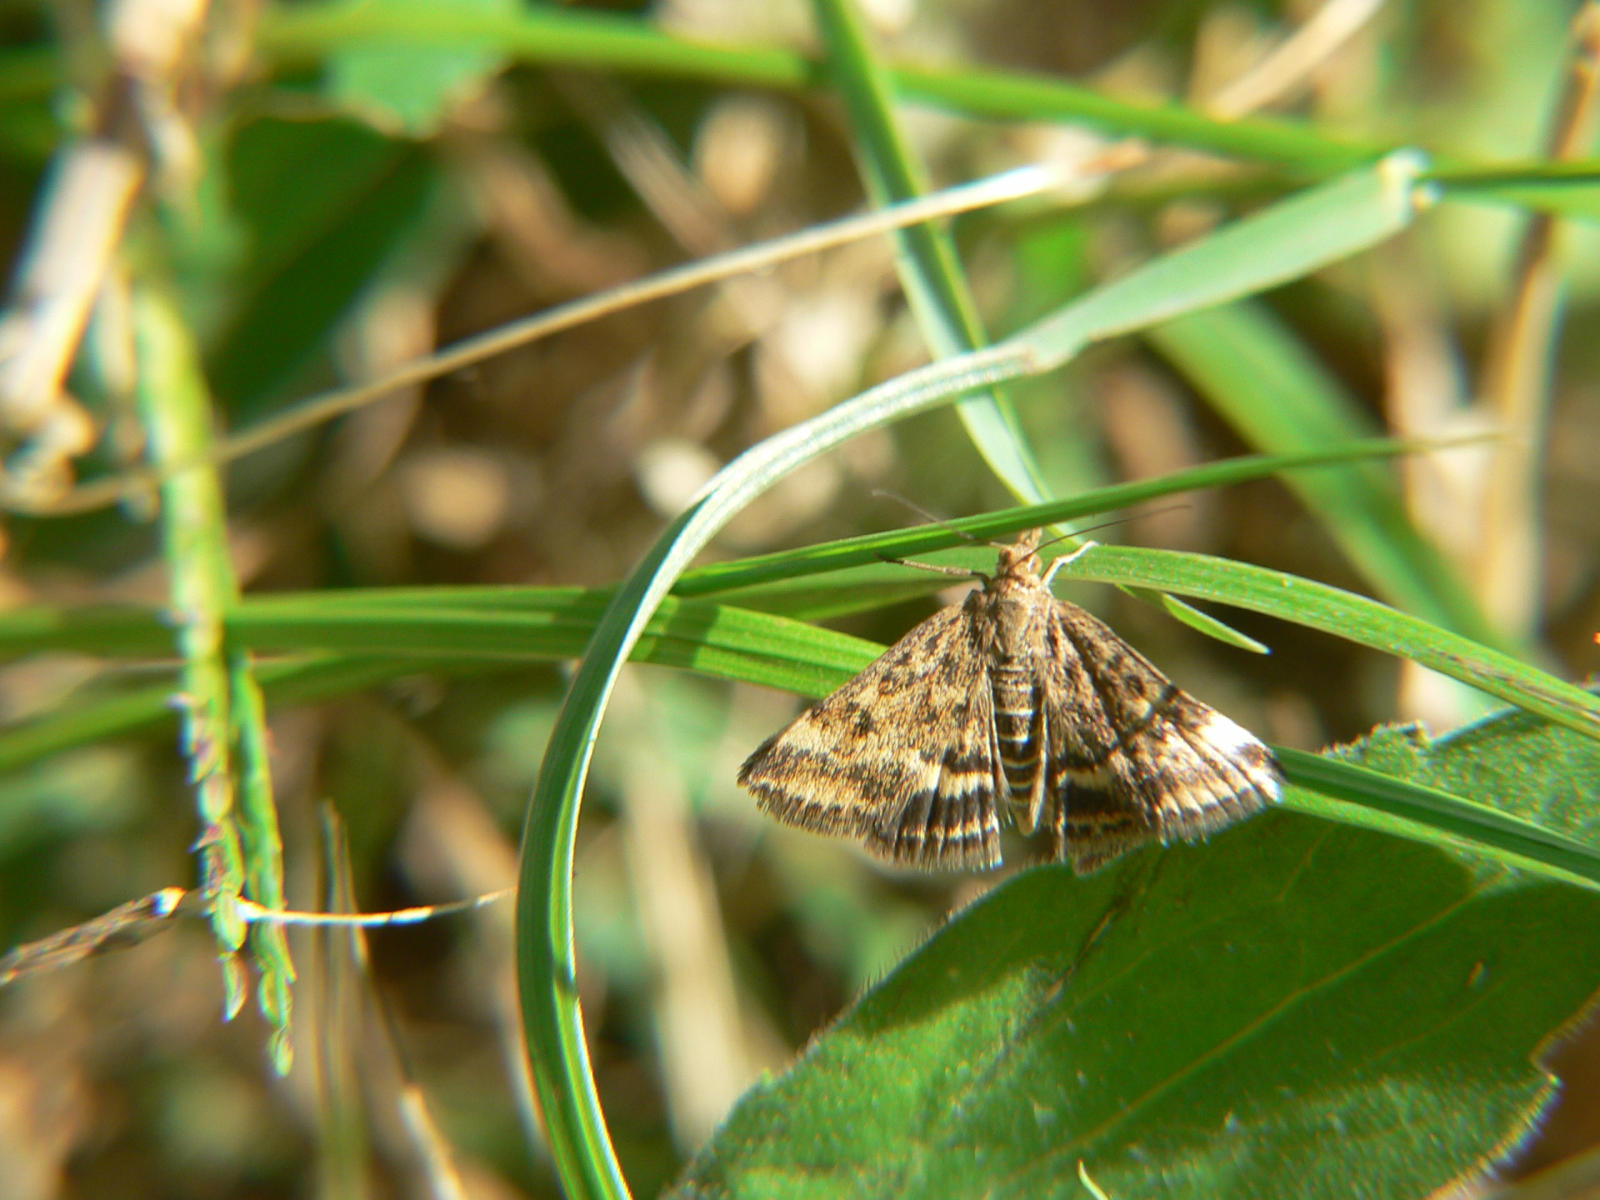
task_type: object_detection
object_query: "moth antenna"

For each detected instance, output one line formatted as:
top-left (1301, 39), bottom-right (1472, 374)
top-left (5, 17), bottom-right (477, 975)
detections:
top-left (878, 553), bottom-right (984, 580)
top-left (869, 490), bottom-right (997, 549)
top-left (1035, 502), bottom-right (1193, 555)
top-left (871, 498), bottom-right (1191, 577)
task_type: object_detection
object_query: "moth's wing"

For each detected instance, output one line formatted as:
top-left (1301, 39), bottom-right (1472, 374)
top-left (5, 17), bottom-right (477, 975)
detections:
top-left (738, 605), bottom-right (1004, 870)
top-left (1040, 600), bottom-right (1283, 874)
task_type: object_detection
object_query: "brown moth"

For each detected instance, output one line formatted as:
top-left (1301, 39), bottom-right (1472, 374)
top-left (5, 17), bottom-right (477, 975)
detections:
top-left (737, 531), bottom-right (1283, 873)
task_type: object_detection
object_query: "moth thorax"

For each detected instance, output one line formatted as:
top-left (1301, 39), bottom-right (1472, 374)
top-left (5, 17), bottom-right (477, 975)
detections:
top-left (990, 592), bottom-right (1046, 659)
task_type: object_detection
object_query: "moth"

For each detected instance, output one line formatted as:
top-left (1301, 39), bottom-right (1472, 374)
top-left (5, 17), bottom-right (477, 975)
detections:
top-left (738, 531), bottom-right (1283, 873)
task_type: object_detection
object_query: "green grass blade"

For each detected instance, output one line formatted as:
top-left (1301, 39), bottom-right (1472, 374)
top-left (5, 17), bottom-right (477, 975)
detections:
top-left (513, 160), bottom-right (1431, 1199)
top-left (0, 433), bottom-right (1511, 782)
top-left (0, 594), bottom-right (880, 773)
top-left (255, 2), bottom-right (1371, 171)
top-left (134, 286), bottom-right (293, 1058)
top-left (0, 657), bottom-right (430, 774)
top-left (1061, 544), bottom-right (1599, 740)
top-left (674, 438), bottom-right (1473, 597)
top-left (12, 541), bottom-right (1587, 901)
top-left (48, 2), bottom-right (1600, 225)
top-left (812, 0), bottom-right (1050, 503)
top-left (1011, 153), bottom-right (1429, 365)
top-left (1426, 159), bottom-right (1600, 221)
top-left (1279, 748), bottom-right (1600, 889)
top-left (1148, 302), bottom-right (1502, 646)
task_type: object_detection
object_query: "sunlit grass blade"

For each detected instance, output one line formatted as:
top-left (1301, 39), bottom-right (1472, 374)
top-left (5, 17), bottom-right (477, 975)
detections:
top-left (0, 596), bottom-right (881, 771)
top-left (1279, 748), bottom-right (1600, 888)
top-left (254, 2), bottom-right (1366, 171)
top-left (512, 158), bottom-right (1431, 1200)
top-left (1061, 544), bottom-right (1600, 740)
top-left (25, 3), bottom-right (1600, 219)
top-left (0, 658), bottom-right (412, 773)
top-left (1015, 153), bottom-right (1429, 359)
top-left (134, 287), bottom-right (293, 1062)
top-left (674, 437), bottom-right (1478, 597)
top-left (1, 436), bottom-right (1449, 656)
top-left (1, 435), bottom-right (1519, 778)
top-left (1149, 301), bottom-right (1501, 646)
top-left (1427, 159), bottom-right (1600, 220)
top-left (812, 0), bottom-right (1050, 503)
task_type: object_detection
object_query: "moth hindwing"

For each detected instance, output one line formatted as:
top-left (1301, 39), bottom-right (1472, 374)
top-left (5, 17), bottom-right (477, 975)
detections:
top-left (736, 530), bottom-right (1283, 873)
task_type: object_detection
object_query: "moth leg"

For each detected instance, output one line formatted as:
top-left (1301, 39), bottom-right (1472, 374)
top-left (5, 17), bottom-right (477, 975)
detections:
top-left (1040, 539), bottom-right (1098, 587)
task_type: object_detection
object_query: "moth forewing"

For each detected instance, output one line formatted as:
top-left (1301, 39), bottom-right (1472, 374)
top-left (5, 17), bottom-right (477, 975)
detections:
top-left (738, 531), bottom-right (1283, 873)
top-left (736, 603), bottom-right (1006, 871)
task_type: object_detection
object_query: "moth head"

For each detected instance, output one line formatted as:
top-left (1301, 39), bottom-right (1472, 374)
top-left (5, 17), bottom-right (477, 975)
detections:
top-left (994, 529), bottom-right (1044, 577)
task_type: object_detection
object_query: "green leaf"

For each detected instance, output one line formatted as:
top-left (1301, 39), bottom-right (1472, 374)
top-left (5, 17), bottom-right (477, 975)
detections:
top-left (812, 0), bottom-right (1052, 504)
top-left (203, 118), bottom-right (446, 413)
top-left (325, 0), bottom-right (517, 134)
top-left (1147, 302), bottom-right (1499, 647)
top-left (511, 159), bottom-right (1430, 1200)
top-left (671, 703), bottom-right (1600, 1199)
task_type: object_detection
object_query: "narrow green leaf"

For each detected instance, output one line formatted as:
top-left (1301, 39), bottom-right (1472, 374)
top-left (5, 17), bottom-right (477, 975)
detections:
top-left (1279, 747), bottom-right (1600, 890)
top-left (254, 2), bottom-right (1370, 171)
top-left (812, 0), bottom-right (1051, 504)
top-left (1057, 544), bottom-right (1600, 741)
top-left (674, 438), bottom-right (1463, 598)
top-left (1014, 153), bottom-right (1430, 366)
top-left (512, 161), bottom-right (1431, 1200)
top-left (1148, 302), bottom-right (1500, 647)
top-left (0, 596), bottom-right (881, 773)
top-left (135, 287), bottom-right (293, 1058)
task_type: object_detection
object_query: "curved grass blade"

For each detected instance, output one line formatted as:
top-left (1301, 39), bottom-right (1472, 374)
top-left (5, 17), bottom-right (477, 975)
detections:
top-left (13, 551), bottom-right (1588, 899)
top-left (514, 157), bottom-right (1432, 1200)
top-left (813, 0), bottom-right (1050, 503)
top-left (674, 436), bottom-right (1479, 597)
top-left (0, 430), bottom-right (1511, 778)
top-left (0, 438), bottom-right (1460, 664)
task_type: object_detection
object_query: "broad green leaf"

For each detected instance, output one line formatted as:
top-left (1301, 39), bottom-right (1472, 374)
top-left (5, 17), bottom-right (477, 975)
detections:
top-left (1339, 705), bottom-right (1600, 848)
top-left (202, 117), bottom-right (447, 413)
top-left (671, 704), bottom-right (1600, 1199)
top-left (325, 0), bottom-right (517, 134)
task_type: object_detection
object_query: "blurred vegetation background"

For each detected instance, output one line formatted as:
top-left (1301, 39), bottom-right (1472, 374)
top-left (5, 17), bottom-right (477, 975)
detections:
top-left (0, 0), bottom-right (1597, 1197)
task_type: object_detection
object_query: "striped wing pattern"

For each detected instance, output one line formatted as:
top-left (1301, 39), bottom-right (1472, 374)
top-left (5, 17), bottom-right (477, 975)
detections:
top-left (738, 606), bottom-right (1006, 870)
top-left (739, 533), bottom-right (1283, 874)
